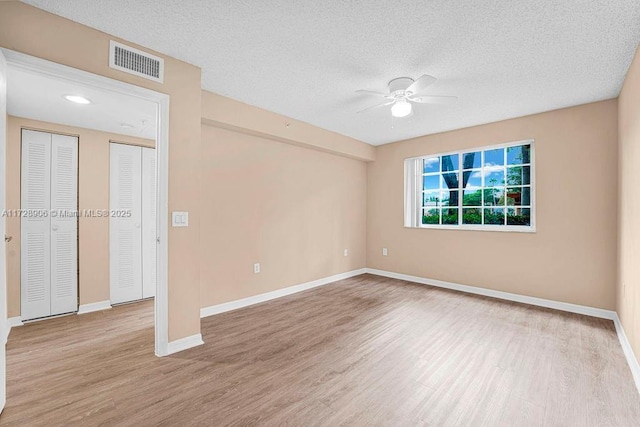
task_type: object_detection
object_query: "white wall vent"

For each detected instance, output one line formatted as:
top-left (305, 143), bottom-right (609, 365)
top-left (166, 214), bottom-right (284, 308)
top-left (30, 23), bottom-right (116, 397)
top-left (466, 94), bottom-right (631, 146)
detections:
top-left (109, 41), bottom-right (164, 83)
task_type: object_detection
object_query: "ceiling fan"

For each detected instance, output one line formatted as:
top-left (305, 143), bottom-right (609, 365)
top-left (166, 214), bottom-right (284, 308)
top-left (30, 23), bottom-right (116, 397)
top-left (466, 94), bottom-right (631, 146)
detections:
top-left (356, 75), bottom-right (457, 118)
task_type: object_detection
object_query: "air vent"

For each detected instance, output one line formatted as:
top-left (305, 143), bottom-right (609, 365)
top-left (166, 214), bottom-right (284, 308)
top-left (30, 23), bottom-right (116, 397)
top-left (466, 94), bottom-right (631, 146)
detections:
top-left (109, 41), bottom-right (164, 83)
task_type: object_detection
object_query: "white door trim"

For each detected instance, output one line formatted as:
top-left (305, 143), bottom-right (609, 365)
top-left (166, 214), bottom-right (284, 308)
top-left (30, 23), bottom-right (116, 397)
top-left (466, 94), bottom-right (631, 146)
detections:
top-left (0, 47), bottom-right (8, 413)
top-left (1, 48), bottom-right (171, 357)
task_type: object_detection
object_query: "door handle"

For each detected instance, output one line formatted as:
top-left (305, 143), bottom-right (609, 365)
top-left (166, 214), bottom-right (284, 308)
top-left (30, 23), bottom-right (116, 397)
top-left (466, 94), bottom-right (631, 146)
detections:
top-left (4, 235), bottom-right (11, 243)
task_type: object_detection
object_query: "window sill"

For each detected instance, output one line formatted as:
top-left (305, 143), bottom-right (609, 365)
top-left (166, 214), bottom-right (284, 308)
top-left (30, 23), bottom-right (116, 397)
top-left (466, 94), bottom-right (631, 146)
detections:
top-left (407, 224), bottom-right (536, 233)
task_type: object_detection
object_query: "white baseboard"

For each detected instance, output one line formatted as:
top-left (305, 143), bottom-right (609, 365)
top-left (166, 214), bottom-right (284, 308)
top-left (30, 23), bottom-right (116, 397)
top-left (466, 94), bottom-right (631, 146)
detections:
top-left (613, 313), bottom-right (640, 394)
top-left (200, 268), bottom-right (367, 318)
top-left (3, 317), bottom-right (23, 345)
top-left (166, 333), bottom-right (204, 355)
top-left (77, 300), bottom-right (112, 315)
top-left (8, 316), bottom-right (24, 328)
top-left (5, 317), bottom-right (24, 344)
top-left (365, 268), bottom-right (616, 320)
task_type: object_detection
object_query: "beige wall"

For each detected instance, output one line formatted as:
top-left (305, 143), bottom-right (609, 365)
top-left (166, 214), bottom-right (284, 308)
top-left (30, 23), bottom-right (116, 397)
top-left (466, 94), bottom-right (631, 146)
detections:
top-left (0, 1), bottom-right (201, 341)
top-left (199, 124), bottom-right (367, 307)
top-left (618, 45), bottom-right (640, 359)
top-left (6, 116), bottom-right (154, 318)
top-left (367, 100), bottom-right (618, 310)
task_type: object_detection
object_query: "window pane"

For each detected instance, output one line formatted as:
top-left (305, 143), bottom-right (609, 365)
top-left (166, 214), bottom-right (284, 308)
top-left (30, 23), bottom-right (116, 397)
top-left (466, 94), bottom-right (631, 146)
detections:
top-left (483, 208), bottom-right (505, 225)
top-left (441, 190), bottom-right (459, 207)
top-left (442, 154), bottom-right (459, 172)
top-left (423, 175), bottom-right (440, 190)
top-left (423, 191), bottom-right (440, 207)
top-left (462, 170), bottom-right (482, 188)
top-left (506, 166), bottom-right (531, 185)
top-left (462, 208), bottom-right (482, 224)
top-left (463, 152), bottom-right (481, 169)
top-left (507, 207), bottom-right (531, 226)
top-left (422, 208), bottom-right (440, 225)
top-left (412, 143), bottom-right (533, 229)
top-left (463, 189), bottom-right (482, 206)
top-left (483, 188), bottom-right (505, 206)
top-left (506, 187), bottom-right (530, 206)
top-left (442, 172), bottom-right (459, 189)
top-left (507, 144), bottom-right (531, 165)
top-left (441, 208), bottom-right (458, 225)
top-left (484, 148), bottom-right (504, 167)
top-left (423, 157), bottom-right (440, 173)
top-left (484, 169), bottom-right (505, 187)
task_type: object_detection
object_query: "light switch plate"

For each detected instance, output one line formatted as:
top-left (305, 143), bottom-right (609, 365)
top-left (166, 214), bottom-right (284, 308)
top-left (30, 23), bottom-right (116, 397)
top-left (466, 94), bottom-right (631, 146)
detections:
top-left (172, 211), bottom-right (189, 227)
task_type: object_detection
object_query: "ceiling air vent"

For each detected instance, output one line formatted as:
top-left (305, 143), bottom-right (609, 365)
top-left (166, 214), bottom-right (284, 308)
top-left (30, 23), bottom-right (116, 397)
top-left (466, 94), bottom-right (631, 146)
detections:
top-left (109, 40), bottom-right (164, 83)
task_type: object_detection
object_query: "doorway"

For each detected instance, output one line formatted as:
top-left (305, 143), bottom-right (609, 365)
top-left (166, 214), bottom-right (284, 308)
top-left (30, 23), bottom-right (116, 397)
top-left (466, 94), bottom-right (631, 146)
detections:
top-left (1, 48), bottom-right (170, 356)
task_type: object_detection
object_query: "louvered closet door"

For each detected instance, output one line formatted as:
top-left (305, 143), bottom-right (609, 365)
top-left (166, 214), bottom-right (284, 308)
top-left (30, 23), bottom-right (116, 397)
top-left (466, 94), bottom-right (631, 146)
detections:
top-left (21, 130), bottom-right (52, 320)
top-left (110, 143), bottom-right (143, 304)
top-left (141, 147), bottom-right (156, 299)
top-left (50, 134), bottom-right (78, 315)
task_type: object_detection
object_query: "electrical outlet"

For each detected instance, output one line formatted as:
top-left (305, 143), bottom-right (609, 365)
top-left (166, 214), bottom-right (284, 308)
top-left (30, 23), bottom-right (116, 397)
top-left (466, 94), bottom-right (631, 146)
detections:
top-left (344, 249), bottom-right (348, 257)
top-left (382, 248), bottom-right (388, 256)
top-left (253, 263), bottom-right (260, 274)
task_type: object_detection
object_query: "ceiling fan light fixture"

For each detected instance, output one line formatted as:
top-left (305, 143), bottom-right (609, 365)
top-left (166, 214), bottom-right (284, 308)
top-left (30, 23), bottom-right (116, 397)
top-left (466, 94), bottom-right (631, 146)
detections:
top-left (391, 99), bottom-right (412, 118)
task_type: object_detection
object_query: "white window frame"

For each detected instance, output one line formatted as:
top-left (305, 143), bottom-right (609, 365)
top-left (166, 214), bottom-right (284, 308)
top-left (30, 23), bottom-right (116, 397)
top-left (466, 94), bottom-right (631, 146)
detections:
top-left (404, 139), bottom-right (536, 233)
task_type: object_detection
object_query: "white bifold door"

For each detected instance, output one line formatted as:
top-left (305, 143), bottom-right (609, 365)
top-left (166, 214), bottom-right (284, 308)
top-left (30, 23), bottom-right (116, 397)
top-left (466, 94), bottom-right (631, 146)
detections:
top-left (21, 129), bottom-right (78, 320)
top-left (110, 143), bottom-right (156, 304)
top-left (141, 147), bottom-right (156, 300)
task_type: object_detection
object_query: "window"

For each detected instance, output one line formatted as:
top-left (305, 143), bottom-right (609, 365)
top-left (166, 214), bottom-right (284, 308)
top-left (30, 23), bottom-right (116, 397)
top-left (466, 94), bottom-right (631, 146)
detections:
top-left (404, 140), bottom-right (534, 231)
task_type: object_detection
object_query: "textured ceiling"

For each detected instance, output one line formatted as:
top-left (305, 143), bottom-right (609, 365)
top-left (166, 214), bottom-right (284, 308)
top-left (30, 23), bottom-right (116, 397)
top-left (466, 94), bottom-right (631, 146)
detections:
top-left (22, 0), bottom-right (640, 145)
top-left (7, 65), bottom-right (157, 139)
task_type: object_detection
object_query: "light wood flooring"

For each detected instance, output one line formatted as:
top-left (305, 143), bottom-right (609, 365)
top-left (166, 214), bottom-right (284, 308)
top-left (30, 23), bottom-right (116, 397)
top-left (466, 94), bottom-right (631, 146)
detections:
top-left (2, 274), bottom-right (640, 426)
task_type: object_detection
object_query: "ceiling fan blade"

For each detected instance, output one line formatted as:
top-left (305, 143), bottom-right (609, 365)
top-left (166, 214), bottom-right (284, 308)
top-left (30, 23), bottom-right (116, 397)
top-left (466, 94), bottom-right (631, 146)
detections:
top-left (409, 95), bottom-right (458, 104)
top-left (355, 89), bottom-right (392, 98)
top-left (356, 100), bottom-right (394, 113)
top-left (406, 74), bottom-right (437, 94)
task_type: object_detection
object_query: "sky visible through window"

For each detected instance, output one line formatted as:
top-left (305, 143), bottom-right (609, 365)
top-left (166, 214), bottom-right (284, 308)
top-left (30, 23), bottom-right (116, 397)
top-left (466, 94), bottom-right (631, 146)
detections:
top-left (420, 143), bottom-right (532, 228)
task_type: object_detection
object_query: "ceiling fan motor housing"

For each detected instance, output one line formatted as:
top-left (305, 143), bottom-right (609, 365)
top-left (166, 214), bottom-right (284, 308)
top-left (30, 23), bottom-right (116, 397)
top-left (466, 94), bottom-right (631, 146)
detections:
top-left (388, 77), bottom-right (414, 95)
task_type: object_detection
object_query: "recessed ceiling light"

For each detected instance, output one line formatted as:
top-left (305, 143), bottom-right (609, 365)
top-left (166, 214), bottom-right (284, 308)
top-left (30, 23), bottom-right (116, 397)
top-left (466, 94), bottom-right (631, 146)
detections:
top-left (120, 123), bottom-right (134, 129)
top-left (63, 95), bottom-right (92, 104)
